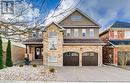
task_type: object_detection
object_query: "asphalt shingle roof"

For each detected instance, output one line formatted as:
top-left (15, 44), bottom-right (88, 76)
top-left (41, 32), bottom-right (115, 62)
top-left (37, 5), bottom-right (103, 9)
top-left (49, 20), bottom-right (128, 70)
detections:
top-left (109, 40), bottom-right (130, 45)
top-left (23, 38), bottom-right (43, 44)
top-left (64, 39), bottom-right (104, 43)
top-left (111, 21), bottom-right (130, 28)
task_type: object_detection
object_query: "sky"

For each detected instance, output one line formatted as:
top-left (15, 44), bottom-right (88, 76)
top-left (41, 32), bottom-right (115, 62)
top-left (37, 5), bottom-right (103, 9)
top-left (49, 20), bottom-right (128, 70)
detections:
top-left (25, 0), bottom-right (130, 30)
top-left (1, 0), bottom-right (130, 31)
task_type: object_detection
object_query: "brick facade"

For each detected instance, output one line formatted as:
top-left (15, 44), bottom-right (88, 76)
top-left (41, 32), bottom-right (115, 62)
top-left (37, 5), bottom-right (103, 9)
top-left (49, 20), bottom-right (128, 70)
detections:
top-left (109, 30), bottom-right (124, 40)
top-left (100, 25), bottom-right (130, 66)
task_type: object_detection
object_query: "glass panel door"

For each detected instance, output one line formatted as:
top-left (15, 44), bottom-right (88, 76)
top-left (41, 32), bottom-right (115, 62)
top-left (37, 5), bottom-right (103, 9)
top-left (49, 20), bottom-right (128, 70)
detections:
top-left (35, 47), bottom-right (43, 59)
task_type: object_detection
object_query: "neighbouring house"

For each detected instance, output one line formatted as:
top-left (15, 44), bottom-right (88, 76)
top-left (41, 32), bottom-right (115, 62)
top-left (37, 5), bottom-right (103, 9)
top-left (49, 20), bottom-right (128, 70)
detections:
top-left (0, 22), bottom-right (26, 64)
top-left (2, 37), bottom-right (26, 64)
top-left (100, 21), bottom-right (130, 66)
top-left (23, 8), bottom-right (105, 66)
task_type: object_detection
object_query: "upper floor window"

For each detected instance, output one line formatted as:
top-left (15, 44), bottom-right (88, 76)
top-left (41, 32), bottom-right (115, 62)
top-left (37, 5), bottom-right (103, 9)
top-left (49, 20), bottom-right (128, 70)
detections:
top-left (32, 31), bottom-right (36, 37)
top-left (66, 29), bottom-right (71, 37)
top-left (74, 29), bottom-right (79, 37)
top-left (90, 29), bottom-right (94, 38)
top-left (125, 31), bottom-right (130, 39)
top-left (49, 32), bottom-right (57, 50)
top-left (114, 31), bottom-right (118, 39)
top-left (71, 15), bottom-right (82, 21)
top-left (39, 32), bottom-right (42, 37)
top-left (82, 29), bottom-right (86, 37)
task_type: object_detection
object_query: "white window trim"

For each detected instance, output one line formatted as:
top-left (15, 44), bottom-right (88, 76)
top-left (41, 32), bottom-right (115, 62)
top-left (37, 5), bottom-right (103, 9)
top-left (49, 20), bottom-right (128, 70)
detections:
top-left (125, 31), bottom-right (130, 39)
top-left (48, 56), bottom-right (57, 62)
top-left (90, 29), bottom-right (94, 38)
top-left (74, 29), bottom-right (79, 37)
top-left (114, 31), bottom-right (118, 39)
top-left (66, 29), bottom-right (71, 37)
top-left (48, 32), bottom-right (57, 50)
top-left (82, 29), bottom-right (86, 37)
top-left (39, 32), bottom-right (42, 37)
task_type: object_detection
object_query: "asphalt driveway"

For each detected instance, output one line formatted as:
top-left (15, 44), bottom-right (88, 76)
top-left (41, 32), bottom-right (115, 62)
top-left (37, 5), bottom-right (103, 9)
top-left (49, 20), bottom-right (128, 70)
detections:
top-left (55, 65), bottom-right (130, 82)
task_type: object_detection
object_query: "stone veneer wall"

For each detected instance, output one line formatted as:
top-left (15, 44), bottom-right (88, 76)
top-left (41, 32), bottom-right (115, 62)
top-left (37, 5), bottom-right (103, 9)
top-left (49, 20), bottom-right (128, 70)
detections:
top-left (42, 23), bottom-right (103, 66)
top-left (63, 45), bottom-right (103, 66)
top-left (43, 23), bottom-right (63, 66)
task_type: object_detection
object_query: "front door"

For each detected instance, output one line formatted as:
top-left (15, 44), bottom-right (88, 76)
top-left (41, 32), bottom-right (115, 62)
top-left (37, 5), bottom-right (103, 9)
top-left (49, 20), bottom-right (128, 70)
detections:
top-left (35, 47), bottom-right (43, 59)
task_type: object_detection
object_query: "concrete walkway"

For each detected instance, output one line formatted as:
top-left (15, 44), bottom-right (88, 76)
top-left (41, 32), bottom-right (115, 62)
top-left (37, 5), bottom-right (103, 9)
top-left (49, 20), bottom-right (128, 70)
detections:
top-left (55, 65), bottom-right (130, 82)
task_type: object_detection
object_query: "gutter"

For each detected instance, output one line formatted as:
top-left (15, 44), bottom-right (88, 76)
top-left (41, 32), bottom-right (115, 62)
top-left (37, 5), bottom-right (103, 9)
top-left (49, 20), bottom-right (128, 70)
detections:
top-left (63, 43), bottom-right (106, 46)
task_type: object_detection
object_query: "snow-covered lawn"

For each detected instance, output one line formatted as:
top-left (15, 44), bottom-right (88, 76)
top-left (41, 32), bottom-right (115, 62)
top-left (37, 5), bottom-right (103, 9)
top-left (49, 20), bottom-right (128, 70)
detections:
top-left (0, 66), bottom-right (55, 81)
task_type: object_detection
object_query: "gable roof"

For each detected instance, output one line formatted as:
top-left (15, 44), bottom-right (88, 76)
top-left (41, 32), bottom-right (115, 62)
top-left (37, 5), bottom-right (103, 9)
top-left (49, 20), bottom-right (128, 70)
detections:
top-left (111, 21), bottom-right (130, 28)
top-left (108, 40), bottom-right (130, 46)
top-left (42, 22), bottom-right (65, 31)
top-left (100, 21), bottom-right (130, 36)
top-left (58, 8), bottom-right (101, 27)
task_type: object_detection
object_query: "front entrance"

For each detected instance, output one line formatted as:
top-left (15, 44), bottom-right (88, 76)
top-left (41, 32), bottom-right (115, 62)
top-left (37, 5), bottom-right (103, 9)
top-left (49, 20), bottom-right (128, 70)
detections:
top-left (35, 47), bottom-right (43, 59)
top-left (82, 52), bottom-right (98, 66)
top-left (63, 52), bottom-right (79, 66)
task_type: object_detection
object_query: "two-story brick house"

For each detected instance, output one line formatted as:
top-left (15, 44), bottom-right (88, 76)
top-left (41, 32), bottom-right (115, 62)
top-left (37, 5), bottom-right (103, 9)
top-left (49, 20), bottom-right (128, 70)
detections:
top-left (23, 8), bottom-right (105, 66)
top-left (100, 21), bottom-right (130, 66)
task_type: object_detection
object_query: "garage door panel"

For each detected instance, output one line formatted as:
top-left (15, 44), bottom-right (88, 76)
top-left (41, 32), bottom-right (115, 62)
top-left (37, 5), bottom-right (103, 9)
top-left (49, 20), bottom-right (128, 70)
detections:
top-left (63, 52), bottom-right (79, 66)
top-left (82, 52), bottom-right (98, 66)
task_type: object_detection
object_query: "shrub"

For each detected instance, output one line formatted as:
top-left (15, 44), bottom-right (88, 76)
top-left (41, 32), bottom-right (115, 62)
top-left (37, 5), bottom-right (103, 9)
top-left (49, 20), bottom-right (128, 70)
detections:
top-left (19, 64), bottom-right (23, 67)
top-left (0, 64), bottom-right (4, 69)
top-left (32, 64), bottom-right (37, 67)
top-left (0, 37), bottom-right (4, 69)
top-left (24, 57), bottom-right (30, 65)
top-left (6, 40), bottom-right (13, 67)
top-left (49, 67), bottom-right (55, 73)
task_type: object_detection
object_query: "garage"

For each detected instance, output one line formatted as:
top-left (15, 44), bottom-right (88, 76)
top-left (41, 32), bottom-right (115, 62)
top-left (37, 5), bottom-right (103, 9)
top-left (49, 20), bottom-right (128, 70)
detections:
top-left (63, 52), bottom-right (79, 66)
top-left (82, 52), bottom-right (98, 66)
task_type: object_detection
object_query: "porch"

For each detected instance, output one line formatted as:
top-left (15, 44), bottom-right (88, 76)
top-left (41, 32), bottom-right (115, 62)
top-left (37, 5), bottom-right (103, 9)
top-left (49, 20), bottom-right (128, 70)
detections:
top-left (23, 38), bottom-right (43, 61)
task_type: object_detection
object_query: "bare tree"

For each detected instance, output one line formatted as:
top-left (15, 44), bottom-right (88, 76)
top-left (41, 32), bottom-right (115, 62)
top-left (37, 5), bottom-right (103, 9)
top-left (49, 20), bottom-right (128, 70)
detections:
top-left (118, 47), bottom-right (130, 68)
top-left (0, 0), bottom-right (81, 42)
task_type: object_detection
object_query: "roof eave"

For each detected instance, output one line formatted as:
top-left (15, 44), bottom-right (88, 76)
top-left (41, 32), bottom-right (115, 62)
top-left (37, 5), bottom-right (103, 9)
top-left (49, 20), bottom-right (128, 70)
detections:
top-left (42, 22), bottom-right (65, 32)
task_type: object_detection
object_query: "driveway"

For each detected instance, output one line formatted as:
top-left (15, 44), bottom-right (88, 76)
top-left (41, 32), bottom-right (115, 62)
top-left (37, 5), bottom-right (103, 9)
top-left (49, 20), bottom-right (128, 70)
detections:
top-left (55, 65), bottom-right (130, 82)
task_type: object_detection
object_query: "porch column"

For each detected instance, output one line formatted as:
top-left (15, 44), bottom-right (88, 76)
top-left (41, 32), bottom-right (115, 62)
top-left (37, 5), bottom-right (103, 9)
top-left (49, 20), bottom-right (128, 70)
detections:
top-left (29, 46), bottom-right (33, 61)
top-left (26, 45), bottom-right (27, 53)
top-left (29, 46), bottom-right (31, 53)
top-left (113, 47), bottom-right (118, 66)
